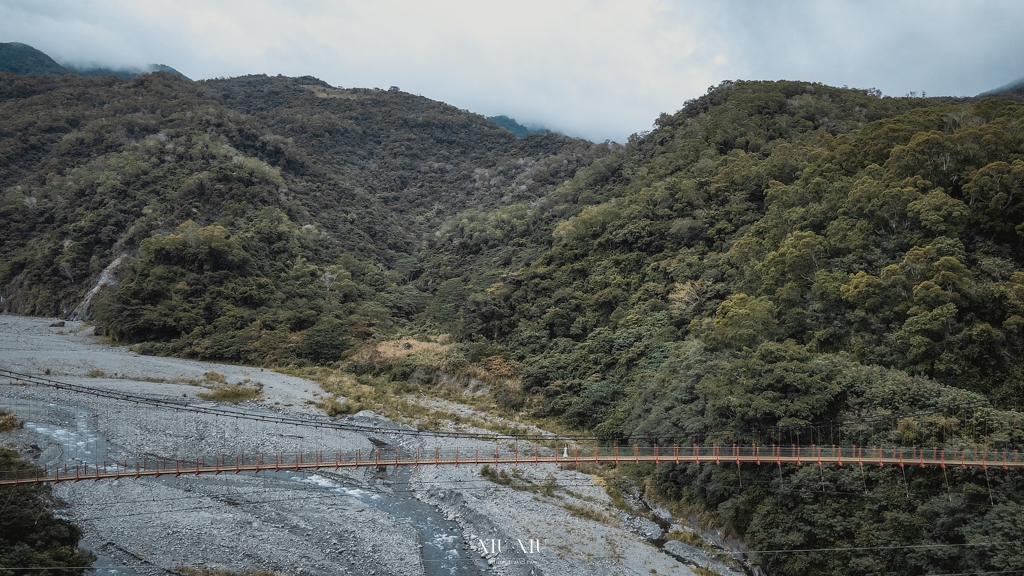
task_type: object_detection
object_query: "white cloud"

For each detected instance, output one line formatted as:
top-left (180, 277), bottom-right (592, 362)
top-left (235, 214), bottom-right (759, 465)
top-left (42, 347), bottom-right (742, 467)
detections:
top-left (2, 0), bottom-right (1023, 142)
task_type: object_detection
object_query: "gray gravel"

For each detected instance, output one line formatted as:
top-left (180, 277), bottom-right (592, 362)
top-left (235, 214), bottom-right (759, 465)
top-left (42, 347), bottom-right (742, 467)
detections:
top-left (0, 315), bottom-right (731, 575)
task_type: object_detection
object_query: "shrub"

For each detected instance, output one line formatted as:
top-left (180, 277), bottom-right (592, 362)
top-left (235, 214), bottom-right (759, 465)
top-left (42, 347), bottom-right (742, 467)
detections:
top-left (317, 396), bottom-right (359, 417)
top-left (197, 383), bottom-right (263, 403)
top-left (0, 447), bottom-right (95, 573)
top-left (204, 371), bottom-right (227, 383)
top-left (0, 408), bottom-right (23, 432)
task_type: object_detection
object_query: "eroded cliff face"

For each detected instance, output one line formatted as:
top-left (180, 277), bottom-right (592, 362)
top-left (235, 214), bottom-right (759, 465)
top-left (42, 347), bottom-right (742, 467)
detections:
top-left (67, 254), bottom-right (124, 321)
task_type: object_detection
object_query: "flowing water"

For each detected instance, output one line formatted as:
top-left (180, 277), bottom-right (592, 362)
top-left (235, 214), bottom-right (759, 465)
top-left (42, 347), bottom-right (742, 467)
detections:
top-left (296, 471), bottom-right (485, 576)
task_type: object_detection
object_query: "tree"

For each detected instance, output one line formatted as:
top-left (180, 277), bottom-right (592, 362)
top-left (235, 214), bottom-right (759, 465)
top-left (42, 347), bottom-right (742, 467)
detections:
top-left (0, 447), bottom-right (95, 574)
top-left (709, 293), bottom-right (777, 349)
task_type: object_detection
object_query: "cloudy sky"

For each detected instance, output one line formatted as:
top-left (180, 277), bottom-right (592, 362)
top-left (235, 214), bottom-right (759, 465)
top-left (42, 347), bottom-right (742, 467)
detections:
top-left (2, 0), bottom-right (1023, 142)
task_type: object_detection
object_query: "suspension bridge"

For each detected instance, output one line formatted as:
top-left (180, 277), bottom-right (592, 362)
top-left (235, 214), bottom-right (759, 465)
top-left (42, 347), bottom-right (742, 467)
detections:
top-left (2, 367), bottom-right (1023, 487)
top-left (2, 442), bottom-right (1023, 486)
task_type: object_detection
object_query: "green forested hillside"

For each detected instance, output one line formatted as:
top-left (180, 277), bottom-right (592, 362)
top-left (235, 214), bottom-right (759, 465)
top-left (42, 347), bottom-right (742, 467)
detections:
top-left (4, 71), bottom-right (1024, 574)
top-left (0, 72), bottom-right (385, 364)
top-left (445, 80), bottom-right (1024, 574)
top-left (461, 81), bottom-right (1024, 421)
top-left (201, 75), bottom-right (601, 267)
top-left (0, 42), bottom-right (69, 76)
top-left (0, 72), bottom-right (601, 363)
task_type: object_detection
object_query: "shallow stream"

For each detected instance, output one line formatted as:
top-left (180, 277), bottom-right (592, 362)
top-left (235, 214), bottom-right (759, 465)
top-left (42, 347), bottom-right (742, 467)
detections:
top-left (296, 470), bottom-right (485, 576)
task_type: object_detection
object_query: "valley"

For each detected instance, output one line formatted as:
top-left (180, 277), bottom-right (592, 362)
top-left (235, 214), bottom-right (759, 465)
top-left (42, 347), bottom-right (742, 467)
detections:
top-left (3, 58), bottom-right (1024, 575)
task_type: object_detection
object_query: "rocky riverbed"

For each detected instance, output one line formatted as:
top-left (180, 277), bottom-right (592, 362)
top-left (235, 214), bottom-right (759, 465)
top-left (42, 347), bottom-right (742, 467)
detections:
top-left (0, 314), bottom-right (746, 575)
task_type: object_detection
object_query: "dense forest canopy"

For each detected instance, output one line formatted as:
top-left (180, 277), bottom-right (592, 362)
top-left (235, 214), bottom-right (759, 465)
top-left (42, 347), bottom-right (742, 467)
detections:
top-left (0, 72), bottom-right (603, 363)
top-left (3, 71), bottom-right (1024, 574)
top-left (449, 80), bottom-right (1024, 575)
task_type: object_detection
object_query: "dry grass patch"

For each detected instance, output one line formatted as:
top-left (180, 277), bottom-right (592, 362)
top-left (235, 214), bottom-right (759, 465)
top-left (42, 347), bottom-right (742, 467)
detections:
top-left (560, 502), bottom-right (617, 526)
top-left (302, 85), bottom-right (361, 100)
top-left (315, 395), bottom-right (359, 417)
top-left (481, 464), bottom-right (559, 496)
top-left (346, 337), bottom-right (446, 364)
top-left (0, 409), bottom-right (23, 432)
top-left (283, 367), bottom-right (534, 435)
top-left (197, 382), bottom-right (264, 403)
top-left (203, 371), bottom-right (227, 383)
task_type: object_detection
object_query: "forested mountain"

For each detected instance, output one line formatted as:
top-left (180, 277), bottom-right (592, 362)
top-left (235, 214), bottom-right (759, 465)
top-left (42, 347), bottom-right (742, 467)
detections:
top-left (0, 42), bottom-right (186, 79)
top-left (3, 67), bottom-right (1024, 574)
top-left (201, 75), bottom-right (598, 265)
top-left (65, 63), bottom-right (189, 80)
top-left (487, 115), bottom-right (549, 138)
top-left (981, 76), bottom-right (1024, 96)
top-left (444, 80), bottom-right (1024, 574)
top-left (0, 42), bottom-right (69, 76)
top-left (0, 71), bottom-right (603, 363)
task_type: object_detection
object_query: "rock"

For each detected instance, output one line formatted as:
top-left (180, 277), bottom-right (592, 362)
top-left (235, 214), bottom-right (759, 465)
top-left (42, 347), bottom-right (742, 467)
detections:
top-left (663, 540), bottom-right (699, 563)
top-left (663, 540), bottom-right (745, 576)
top-left (48, 321), bottom-right (65, 327)
top-left (624, 515), bottom-right (663, 541)
top-left (647, 501), bottom-right (674, 523)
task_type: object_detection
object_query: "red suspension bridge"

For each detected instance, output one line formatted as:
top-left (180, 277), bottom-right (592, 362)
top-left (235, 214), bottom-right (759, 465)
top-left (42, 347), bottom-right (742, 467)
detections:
top-left (3, 367), bottom-right (1023, 487)
top-left (3, 442), bottom-right (1022, 487)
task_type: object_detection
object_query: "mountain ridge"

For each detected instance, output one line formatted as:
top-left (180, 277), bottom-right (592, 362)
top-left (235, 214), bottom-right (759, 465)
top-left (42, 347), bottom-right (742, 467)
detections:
top-left (487, 114), bottom-right (550, 137)
top-left (979, 75), bottom-right (1024, 95)
top-left (64, 62), bottom-right (190, 80)
top-left (0, 42), bottom-right (69, 75)
top-left (3, 65), bottom-right (1024, 575)
top-left (0, 42), bottom-right (188, 80)
top-left (0, 70), bottom-right (602, 363)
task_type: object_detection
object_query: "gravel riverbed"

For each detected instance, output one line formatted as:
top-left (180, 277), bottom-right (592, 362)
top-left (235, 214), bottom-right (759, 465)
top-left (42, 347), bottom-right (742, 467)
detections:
top-left (0, 314), bottom-right (735, 576)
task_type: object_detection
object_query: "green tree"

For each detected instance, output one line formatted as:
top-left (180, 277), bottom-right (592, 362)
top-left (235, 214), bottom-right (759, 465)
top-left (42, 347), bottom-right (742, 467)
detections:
top-left (0, 447), bottom-right (95, 575)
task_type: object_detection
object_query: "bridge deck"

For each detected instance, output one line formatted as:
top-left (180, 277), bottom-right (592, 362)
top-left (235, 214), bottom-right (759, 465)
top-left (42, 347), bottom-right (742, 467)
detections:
top-left (3, 368), bottom-right (1022, 487)
top-left (3, 445), bottom-right (1021, 486)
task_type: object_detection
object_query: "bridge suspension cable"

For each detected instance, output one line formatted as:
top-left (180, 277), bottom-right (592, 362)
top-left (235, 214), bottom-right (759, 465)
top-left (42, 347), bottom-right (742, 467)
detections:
top-left (2, 442), bottom-right (1020, 486)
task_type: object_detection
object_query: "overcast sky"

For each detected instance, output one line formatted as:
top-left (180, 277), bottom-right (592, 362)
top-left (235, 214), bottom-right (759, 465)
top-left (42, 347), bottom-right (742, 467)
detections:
top-left (2, 0), bottom-right (1023, 142)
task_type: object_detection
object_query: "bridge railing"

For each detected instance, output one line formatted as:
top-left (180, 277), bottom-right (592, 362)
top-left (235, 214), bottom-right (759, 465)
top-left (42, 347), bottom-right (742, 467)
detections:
top-left (2, 443), bottom-right (1022, 486)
